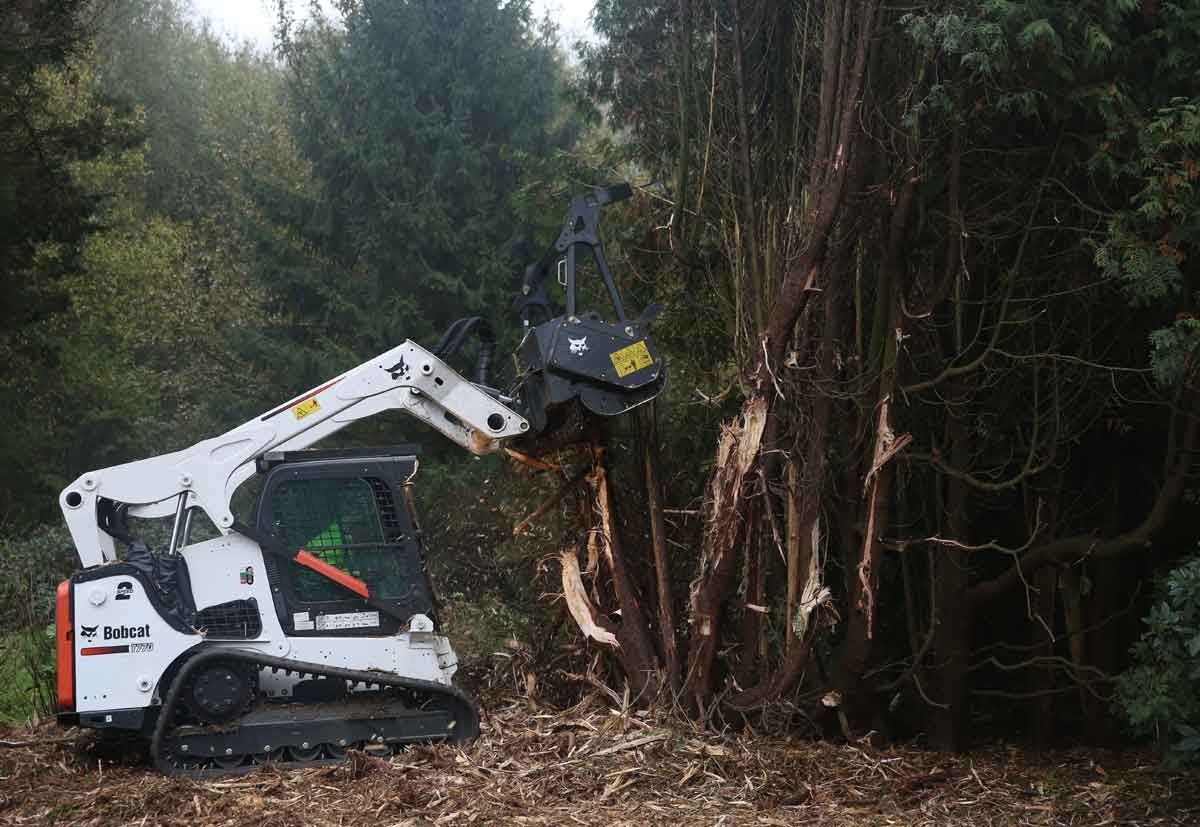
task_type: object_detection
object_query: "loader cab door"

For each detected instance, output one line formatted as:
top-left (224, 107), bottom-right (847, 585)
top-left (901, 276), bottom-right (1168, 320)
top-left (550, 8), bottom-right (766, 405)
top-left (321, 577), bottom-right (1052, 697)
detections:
top-left (252, 453), bottom-right (435, 637)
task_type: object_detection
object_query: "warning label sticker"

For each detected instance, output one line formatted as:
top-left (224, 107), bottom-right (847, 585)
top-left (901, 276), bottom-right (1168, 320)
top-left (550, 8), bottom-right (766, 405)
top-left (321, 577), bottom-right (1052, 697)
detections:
top-left (292, 397), bottom-right (320, 420)
top-left (315, 611), bottom-right (380, 631)
top-left (609, 340), bottom-right (654, 378)
top-left (293, 611), bottom-right (314, 631)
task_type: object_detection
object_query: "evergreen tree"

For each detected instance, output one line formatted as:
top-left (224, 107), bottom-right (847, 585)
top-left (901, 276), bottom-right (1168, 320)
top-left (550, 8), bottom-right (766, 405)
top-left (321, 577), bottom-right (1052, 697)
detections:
top-left (277, 0), bottom-right (571, 358)
top-left (0, 1), bottom-right (133, 523)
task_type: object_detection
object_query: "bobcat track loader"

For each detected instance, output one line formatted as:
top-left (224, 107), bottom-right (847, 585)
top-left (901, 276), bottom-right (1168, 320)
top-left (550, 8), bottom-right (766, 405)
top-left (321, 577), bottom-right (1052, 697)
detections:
top-left (53, 184), bottom-right (664, 774)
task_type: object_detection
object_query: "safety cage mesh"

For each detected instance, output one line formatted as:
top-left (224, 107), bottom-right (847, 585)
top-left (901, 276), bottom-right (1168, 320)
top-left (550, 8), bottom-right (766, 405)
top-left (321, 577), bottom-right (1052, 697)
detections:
top-left (195, 599), bottom-right (262, 639)
top-left (269, 476), bottom-right (416, 603)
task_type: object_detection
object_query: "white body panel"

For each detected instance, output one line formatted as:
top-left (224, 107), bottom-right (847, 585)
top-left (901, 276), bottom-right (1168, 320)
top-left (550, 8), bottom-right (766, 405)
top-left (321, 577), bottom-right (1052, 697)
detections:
top-left (181, 534), bottom-right (285, 623)
top-left (71, 574), bottom-right (202, 713)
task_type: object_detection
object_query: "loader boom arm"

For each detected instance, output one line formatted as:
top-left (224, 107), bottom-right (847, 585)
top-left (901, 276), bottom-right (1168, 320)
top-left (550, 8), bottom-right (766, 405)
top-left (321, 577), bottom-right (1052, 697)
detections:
top-left (60, 183), bottom-right (664, 569)
top-left (60, 340), bottom-right (529, 567)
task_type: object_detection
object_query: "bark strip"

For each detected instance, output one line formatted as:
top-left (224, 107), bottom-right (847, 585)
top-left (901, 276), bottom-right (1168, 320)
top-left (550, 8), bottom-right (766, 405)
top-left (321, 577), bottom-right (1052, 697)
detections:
top-left (560, 547), bottom-right (619, 649)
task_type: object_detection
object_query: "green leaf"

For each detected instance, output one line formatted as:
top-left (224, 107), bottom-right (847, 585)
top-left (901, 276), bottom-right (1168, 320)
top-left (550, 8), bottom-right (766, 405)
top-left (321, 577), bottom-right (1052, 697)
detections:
top-left (1018, 19), bottom-right (1061, 53)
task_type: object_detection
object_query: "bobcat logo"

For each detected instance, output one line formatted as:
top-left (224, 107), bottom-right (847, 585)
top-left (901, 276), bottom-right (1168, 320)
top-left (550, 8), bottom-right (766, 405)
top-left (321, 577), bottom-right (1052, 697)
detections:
top-left (80, 625), bottom-right (99, 640)
top-left (384, 357), bottom-right (408, 380)
top-left (568, 337), bottom-right (588, 356)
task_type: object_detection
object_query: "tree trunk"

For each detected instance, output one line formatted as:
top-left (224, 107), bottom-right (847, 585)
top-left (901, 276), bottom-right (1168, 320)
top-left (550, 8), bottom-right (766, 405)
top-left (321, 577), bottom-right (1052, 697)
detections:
top-left (673, 0), bottom-right (692, 249)
top-left (736, 509), bottom-right (763, 686)
top-left (1083, 557), bottom-right (1119, 745)
top-left (682, 0), bottom-right (879, 716)
top-left (683, 397), bottom-right (767, 713)
top-left (590, 443), bottom-right (661, 699)
top-left (642, 405), bottom-right (681, 691)
top-left (927, 414), bottom-right (971, 751)
top-left (833, 281), bottom-right (902, 726)
top-left (1030, 562), bottom-right (1058, 751)
top-left (785, 460), bottom-right (803, 647)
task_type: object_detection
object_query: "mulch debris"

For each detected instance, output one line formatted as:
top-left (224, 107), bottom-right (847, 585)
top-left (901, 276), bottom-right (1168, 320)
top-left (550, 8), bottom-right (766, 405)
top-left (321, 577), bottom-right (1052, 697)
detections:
top-left (2, 697), bottom-right (1198, 825)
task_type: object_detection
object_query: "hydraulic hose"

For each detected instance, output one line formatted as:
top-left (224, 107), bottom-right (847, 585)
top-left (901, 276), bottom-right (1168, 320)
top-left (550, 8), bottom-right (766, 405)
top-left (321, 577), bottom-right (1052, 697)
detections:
top-left (432, 316), bottom-right (496, 388)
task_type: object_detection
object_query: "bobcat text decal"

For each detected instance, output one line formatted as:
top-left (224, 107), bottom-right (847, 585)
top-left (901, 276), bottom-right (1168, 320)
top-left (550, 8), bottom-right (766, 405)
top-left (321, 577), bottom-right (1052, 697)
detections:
top-left (80, 623), bottom-right (154, 656)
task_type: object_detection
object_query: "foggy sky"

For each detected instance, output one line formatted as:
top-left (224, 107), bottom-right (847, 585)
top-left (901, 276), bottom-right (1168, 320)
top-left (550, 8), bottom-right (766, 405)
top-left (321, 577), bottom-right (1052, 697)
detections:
top-left (188, 0), bottom-right (597, 52)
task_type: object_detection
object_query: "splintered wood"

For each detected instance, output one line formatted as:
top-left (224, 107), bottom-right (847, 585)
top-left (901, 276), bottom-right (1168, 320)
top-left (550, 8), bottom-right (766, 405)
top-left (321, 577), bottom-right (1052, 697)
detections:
top-left (560, 546), bottom-right (619, 648)
top-left (691, 396), bottom-right (768, 633)
top-left (3, 700), bottom-right (1197, 826)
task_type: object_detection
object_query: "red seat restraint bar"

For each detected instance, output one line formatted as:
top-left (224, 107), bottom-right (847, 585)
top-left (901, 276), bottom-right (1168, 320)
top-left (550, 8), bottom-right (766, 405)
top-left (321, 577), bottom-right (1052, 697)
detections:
top-left (294, 549), bottom-right (371, 599)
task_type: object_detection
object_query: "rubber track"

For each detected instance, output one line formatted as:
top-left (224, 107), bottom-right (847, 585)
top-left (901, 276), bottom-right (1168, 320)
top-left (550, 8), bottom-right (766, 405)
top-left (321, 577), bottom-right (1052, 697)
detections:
top-left (151, 647), bottom-right (479, 776)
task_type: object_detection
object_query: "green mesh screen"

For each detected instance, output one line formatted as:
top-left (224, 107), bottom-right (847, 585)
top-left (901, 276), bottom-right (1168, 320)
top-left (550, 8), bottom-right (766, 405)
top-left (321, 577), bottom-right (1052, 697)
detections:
top-left (270, 476), bottom-right (415, 603)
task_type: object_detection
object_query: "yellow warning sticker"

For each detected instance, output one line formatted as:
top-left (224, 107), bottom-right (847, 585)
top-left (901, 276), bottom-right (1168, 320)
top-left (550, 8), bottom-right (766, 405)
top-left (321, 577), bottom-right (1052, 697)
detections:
top-left (292, 397), bottom-right (321, 420)
top-left (610, 340), bottom-right (654, 378)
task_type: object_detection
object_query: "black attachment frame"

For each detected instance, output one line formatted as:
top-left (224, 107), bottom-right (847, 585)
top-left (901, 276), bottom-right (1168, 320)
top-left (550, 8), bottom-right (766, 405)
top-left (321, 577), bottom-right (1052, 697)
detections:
top-left (511, 183), bottom-right (634, 325)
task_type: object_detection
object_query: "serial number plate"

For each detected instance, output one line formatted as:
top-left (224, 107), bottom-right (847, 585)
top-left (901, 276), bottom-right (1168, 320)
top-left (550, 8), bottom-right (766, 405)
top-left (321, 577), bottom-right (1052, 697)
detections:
top-left (315, 611), bottom-right (380, 631)
top-left (609, 340), bottom-right (654, 378)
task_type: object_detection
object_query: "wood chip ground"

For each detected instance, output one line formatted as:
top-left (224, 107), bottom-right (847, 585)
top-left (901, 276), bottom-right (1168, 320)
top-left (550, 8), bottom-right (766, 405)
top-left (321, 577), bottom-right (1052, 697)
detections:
top-left (2, 698), bottom-right (1198, 826)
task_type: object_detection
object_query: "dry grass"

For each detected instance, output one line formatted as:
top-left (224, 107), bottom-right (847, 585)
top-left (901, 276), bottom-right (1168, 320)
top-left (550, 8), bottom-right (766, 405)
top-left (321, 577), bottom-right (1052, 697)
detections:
top-left (2, 697), bottom-right (1198, 826)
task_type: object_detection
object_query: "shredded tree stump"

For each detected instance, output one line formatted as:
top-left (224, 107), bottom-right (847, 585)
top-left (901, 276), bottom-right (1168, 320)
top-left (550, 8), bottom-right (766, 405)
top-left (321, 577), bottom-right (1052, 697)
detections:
top-left (2, 700), bottom-right (1197, 826)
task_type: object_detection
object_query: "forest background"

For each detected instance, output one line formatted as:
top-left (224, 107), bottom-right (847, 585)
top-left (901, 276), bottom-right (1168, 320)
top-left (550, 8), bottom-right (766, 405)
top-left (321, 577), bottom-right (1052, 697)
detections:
top-left (4, 0), bottom-right (1200, 763)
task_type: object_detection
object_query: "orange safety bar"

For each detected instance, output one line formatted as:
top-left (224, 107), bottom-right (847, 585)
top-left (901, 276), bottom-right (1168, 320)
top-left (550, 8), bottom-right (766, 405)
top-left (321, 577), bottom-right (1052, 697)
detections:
top-left (55, 580), bottom-right (73, 711)
top-left (294, 550), bottom-right (370, 599)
